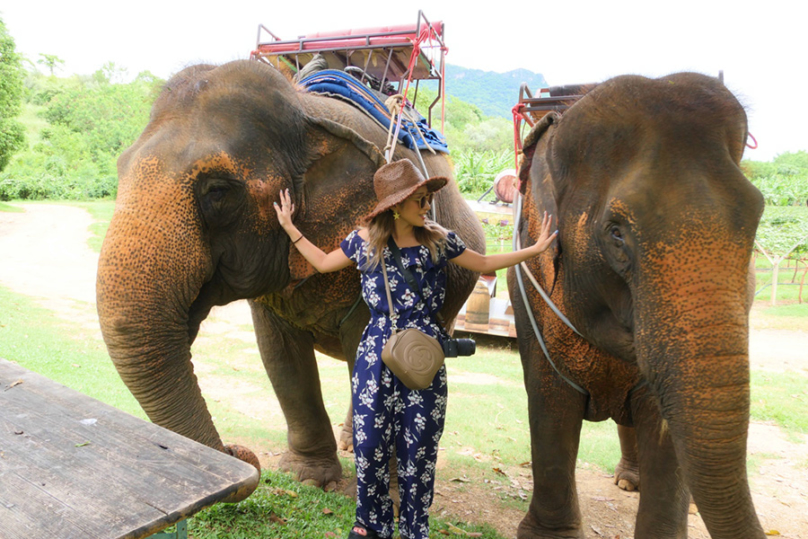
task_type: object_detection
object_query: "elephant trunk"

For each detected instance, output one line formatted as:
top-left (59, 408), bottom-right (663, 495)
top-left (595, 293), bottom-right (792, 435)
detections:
top-left (96, 181), bottom-right (224, 451)
top-left (634, 239), bottom-right (765, 538)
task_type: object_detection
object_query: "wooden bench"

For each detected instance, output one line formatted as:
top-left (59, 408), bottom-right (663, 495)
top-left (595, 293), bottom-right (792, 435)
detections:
top-left (0, 358), bottom-right (260, 539)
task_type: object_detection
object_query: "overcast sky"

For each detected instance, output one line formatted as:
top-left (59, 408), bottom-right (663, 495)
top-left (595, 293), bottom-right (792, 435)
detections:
top-left (3, 0), bottom-right (805, 161)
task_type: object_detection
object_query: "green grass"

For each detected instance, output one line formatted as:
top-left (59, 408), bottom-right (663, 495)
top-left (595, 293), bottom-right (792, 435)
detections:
top-left (68, 200), bottom-right (116, 252)
top-left (750, 371), bottom-right (808, 434)
top-left (189, 469), bottom-right (504, 539)
top-left (0, 286), bottom-right (143, 418)
top-left (0, 201), bottom-right (25, 212)
top-left (746, 452), bottom-right (784, 477)
top-left (763, 302), bottom-right (808, 317)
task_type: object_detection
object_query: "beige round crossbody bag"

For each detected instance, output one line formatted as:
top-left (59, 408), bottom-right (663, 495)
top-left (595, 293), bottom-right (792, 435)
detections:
top-left (379, 261), bottom-right (445, 390)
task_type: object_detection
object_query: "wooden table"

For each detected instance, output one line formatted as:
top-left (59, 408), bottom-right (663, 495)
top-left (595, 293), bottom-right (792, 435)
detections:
top-left (0, 358), bottom-right (260, 539)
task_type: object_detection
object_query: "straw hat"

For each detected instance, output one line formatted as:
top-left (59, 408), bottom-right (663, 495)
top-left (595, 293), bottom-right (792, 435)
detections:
top-left (364, 159), bottom-right (448, 221)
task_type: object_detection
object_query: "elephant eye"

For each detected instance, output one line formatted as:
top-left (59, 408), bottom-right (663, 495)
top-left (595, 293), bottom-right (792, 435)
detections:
top-left (611, 226), bottom-right (624, 241)
top-left (206, 185), bottom-right (228, 202)
top-left (200, 179), bottom-right (232, 203)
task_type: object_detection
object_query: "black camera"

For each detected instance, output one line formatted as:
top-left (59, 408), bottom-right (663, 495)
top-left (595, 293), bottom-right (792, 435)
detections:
top-left (442, 338), bottom-right (476, 357)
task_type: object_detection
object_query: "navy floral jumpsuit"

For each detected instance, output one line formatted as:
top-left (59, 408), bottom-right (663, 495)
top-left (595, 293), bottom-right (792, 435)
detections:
top-left (340, 230), bottom-right (467, 539)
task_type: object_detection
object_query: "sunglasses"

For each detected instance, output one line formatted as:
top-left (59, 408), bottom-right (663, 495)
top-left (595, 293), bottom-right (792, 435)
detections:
top-left (410, 193), bottom-right (434, 209)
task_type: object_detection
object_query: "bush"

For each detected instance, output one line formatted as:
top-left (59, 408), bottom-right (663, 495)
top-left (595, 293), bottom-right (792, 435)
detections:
top-left (2, 66), bottom-right (161, 200)
top-left (452, 149), bottom-right (513, 197)
top-left (0, 18), bottom-right (26, 171)
top-left (743, 151), bottom-right (808, 207)
top-left (755, 206), bottom-right (808, 259)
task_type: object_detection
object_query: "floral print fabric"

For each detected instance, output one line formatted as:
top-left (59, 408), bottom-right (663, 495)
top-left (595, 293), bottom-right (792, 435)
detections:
top-left (340, 230), bottom-right (466, 539)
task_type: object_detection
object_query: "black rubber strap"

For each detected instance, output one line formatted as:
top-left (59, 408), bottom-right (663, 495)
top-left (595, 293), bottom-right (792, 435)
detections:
top-left (386, 237), bottom-right (449, 327)
top-left (387, 237), bottom-right (424, 299)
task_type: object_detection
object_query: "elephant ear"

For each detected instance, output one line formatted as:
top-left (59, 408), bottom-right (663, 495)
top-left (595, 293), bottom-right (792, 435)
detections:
top-left (518, 112), bottom-right (561, 266)
top-left (286, 116), bottom-right (385, 282)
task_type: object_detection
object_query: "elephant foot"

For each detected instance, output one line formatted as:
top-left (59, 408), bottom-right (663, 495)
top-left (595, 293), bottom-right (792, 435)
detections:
top-left (279, 450), bottom-right (342, 492)
top-left (517, 513), bottom-right (584, 539)
top-left (220, 444), bottom-right (261, 503)
top-left (338, 423), bottom-right (354, 452)
top-left (340, 476), bottom-right (358, 497)
top-left (614, 457), bottom-right (640, 492)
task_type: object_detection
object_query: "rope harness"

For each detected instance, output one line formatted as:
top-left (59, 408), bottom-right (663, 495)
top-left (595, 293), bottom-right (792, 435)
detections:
top-left (510, 105), bottom-right (588, 395)
top-left (512, 192), bottom-right (589, 396)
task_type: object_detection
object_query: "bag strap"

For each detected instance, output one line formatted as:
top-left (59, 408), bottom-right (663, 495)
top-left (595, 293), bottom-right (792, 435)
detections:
top-left (385, 236), bottom-right (444, 324)
top-left (386, 237), bottom-right (423, 299)
top-left (380, 261), bottom-right (398, 336)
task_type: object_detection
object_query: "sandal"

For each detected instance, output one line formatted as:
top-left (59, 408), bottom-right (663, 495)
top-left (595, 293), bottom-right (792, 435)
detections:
top-left (347, 524), bottom-right (380, 539)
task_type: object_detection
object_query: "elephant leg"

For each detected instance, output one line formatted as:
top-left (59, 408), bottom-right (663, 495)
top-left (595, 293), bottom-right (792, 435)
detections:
top-left (250, 302), bottom-right (342, 490)
top-left (614, 424), bottom-right (640, 491)
top-left (632, 390), bottom-right (689, 538)
top-left (516, 352), bottom-right (588, 537)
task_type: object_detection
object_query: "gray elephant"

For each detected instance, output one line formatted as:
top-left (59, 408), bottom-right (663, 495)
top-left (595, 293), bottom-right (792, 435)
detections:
top-left (509, 72), bottom-right (765, 538)
top-left (96, 60), bottom-right (484, 500)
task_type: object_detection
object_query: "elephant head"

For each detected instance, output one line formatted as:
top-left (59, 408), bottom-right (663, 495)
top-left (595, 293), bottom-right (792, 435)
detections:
top-left (513, 73), bottom-right (765, 537)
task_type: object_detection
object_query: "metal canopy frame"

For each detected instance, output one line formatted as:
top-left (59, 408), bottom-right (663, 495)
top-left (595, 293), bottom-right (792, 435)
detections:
top-left (250, 11), bottom-right (446, 130)
top-left (516, 83), bottom-right (589, 128)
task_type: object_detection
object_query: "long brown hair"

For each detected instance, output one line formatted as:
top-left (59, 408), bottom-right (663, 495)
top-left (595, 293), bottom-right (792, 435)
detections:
top-left (364, 210), bottom-right (449, 271)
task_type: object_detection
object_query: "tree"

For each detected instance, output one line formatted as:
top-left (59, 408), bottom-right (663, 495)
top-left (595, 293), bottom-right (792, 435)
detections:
top-left (93, 61), bottom-right (128, 84)
top-left (37, 53), bottom-right (64, 76)
top-left (0, 18), bottom-right (26, 171)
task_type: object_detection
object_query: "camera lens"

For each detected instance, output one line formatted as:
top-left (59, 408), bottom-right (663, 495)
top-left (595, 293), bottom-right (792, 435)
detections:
top-left (456, 338), bottom-right (476, 356)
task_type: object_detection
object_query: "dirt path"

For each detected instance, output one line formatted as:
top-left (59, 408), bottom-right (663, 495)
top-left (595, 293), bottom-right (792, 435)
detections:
top-left (1, 204), bottom-right (807, 538)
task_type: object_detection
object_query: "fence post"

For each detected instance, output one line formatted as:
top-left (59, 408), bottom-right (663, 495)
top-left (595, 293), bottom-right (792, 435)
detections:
top-left (771, 259), bottom-right (780, 306)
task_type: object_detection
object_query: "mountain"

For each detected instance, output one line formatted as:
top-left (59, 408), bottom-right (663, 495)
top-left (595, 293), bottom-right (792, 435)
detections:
top-left (442, 64), bottom-right (549, 119)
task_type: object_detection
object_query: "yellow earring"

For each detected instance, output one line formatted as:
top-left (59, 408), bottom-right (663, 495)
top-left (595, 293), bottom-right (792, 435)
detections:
top-left (393, 210), bottom-right (400, 220)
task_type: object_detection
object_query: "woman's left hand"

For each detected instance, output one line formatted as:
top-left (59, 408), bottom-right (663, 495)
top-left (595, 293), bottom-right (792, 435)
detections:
top-left (531, 212), bottom-right (558, 254)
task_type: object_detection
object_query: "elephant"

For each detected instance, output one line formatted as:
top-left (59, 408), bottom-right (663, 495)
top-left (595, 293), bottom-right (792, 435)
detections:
top-left (508, 72), bottom-right (765, 538)
top-left (96, 59), bottom-right (484, 501)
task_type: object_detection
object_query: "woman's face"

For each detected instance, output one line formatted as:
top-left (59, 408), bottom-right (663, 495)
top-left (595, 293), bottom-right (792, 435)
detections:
top-left (395, 187), bottom-right (432, 228)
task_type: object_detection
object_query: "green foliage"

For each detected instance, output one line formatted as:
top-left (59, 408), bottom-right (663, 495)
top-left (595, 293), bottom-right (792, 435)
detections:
top-left (743, 151), bottom-right (808, 207)
top-left (37, 53), bottom-right (64, 76)
top-left (412, 87), bottom-right (512, 154)
top-left (755, 206), bottom-right (808, 258)
top-left (0, 18), bottom-right (26, 171)
top-left (453, 149), bottom-right (513, 196)
top-left (24, 72), bottom-right (83, 105)
top-left (0, 68), bottom-right (163, 201)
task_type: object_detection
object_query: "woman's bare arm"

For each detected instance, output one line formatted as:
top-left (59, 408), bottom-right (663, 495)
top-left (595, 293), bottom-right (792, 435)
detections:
top-left (451, 212), bottom-right (557, 273)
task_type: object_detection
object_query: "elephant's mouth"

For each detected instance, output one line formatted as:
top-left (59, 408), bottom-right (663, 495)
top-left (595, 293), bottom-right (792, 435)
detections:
top-left (186, 274), bottom-right (238, 344)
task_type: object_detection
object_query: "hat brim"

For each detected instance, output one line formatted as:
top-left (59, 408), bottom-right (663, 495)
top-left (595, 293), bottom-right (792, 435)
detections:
top-left (363, 176), bottom-right (448, 222)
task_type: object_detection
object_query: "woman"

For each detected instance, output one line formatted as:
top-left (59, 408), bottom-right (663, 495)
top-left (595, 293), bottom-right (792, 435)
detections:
top-left (274, 159), bottom-right (556, 539)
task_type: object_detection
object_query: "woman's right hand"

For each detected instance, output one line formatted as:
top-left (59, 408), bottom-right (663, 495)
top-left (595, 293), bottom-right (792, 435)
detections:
top-left (273, 188), bottom-right (295, 230)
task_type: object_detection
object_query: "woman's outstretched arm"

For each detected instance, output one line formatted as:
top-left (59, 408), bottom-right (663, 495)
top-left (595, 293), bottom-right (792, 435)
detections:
top-left (451, 212), bottom-right (557, 274)
top-left (274, 188), bottom-right (353, 274)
